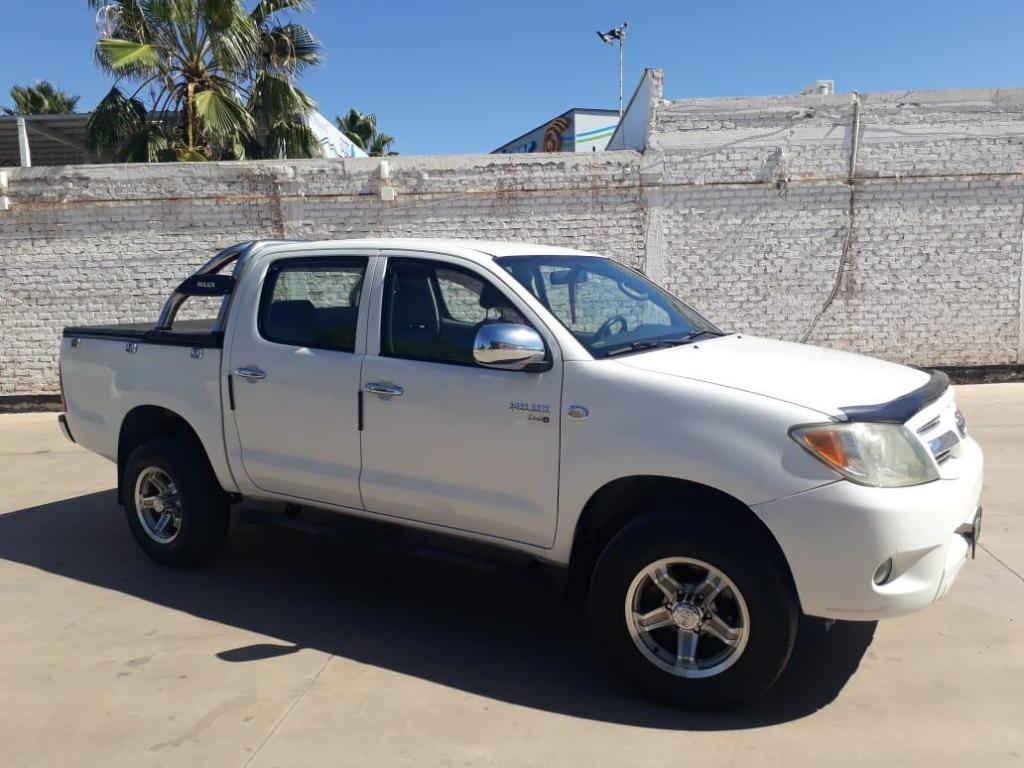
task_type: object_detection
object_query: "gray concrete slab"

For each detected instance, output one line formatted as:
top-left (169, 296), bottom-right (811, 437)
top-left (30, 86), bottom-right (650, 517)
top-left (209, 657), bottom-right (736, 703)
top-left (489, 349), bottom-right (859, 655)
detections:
top-left (0, 387), bottom-right (1022, 767)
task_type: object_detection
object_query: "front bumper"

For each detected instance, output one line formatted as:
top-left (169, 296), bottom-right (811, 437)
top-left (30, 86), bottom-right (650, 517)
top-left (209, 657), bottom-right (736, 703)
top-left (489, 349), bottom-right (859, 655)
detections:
top-left (752, 435), bottom-right (984, 621)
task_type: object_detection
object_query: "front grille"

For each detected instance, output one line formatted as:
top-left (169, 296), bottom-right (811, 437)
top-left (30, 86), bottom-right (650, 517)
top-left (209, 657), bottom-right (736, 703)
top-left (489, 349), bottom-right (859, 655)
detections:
top-left (929, 431), bottom-right (959, 464)
top-left (911, 393), bottom-right (962, 469)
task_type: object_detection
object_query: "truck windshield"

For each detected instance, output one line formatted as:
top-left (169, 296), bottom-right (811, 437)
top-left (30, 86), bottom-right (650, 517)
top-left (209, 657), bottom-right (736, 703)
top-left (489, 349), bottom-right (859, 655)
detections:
top-left (496, 255), bottom-right (722, 358)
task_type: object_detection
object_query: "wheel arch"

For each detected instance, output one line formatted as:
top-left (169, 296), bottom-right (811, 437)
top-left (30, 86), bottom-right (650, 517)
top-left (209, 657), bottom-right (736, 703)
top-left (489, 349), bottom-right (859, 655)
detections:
top-left (567, 475), bottom-right (798, 603)
top-left (116, 405), bottom-right (224, 505)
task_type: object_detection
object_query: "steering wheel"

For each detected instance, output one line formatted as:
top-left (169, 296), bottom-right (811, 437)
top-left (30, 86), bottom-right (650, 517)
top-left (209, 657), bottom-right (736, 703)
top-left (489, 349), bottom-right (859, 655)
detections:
top-left (595, 315), bottom-right (629, 340)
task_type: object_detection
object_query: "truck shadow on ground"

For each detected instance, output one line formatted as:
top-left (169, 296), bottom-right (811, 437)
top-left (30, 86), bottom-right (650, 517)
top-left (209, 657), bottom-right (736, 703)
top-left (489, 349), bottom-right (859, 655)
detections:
top-left (0, 490), bottom-right (876, 730)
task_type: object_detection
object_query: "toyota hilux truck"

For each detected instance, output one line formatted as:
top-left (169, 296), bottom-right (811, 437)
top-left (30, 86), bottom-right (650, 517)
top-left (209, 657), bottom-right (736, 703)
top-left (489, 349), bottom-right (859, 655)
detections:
top-left (58, 239), bottom-right (984, 709)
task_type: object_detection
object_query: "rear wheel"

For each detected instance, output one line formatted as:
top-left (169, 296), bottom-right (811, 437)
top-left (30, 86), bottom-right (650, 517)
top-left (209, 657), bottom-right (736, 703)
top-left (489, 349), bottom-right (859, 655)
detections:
top-left (123, 437), bottom-right (230, 566)
top-left (589, 508), bottom-right (798, 709)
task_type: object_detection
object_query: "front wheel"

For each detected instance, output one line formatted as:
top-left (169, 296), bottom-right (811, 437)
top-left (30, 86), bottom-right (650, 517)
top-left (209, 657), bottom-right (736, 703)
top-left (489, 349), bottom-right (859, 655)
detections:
top-left (123, 437), bottom-right (230, 566)
top-left (589, 508), bottom-right (798, 709)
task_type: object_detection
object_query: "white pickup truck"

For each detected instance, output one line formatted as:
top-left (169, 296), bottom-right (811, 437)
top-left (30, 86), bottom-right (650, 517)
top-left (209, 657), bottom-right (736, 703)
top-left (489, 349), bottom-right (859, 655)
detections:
top-left (58, 239), bottom-right (983, 708)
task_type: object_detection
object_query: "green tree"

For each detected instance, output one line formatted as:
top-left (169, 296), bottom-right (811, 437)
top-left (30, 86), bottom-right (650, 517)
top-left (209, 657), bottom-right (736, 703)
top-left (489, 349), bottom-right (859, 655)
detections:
top-left (336, 108), bottom-right (395, 156)
top-left (85, 0), bottom-right (323, 162)
top-left (2, 81), bottom-right (81, 115)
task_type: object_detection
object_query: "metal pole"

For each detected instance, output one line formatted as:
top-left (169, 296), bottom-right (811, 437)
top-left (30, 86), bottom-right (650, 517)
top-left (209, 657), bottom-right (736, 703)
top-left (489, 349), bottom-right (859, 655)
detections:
top-left (17, 117), bottom-right (32, 167)
top-left (618, 37), bottom-right (624, 117)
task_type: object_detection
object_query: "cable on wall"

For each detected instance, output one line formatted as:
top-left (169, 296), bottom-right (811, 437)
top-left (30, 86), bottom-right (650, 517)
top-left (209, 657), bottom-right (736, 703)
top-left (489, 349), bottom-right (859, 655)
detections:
top-left (801, 91), bottom-right (862, 344)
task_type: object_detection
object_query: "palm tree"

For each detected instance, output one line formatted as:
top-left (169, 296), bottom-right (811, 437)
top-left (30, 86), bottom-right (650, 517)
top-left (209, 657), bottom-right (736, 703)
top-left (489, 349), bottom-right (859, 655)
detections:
top-left (336, 108), bottom-right (395, 156)
top-left (2, 81), bottom-right (81, 115)
top-left (85, 0), bottom-right (323, 162)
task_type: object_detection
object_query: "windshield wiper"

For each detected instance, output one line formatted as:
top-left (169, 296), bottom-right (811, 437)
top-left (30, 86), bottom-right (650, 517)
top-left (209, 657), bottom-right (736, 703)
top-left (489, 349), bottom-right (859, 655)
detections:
top-left (602, 330), bottom-right (725, 358)
top-left (678, 329), bottom-right (724, 342)
top-left (604, 340), bottom-right (684, 357)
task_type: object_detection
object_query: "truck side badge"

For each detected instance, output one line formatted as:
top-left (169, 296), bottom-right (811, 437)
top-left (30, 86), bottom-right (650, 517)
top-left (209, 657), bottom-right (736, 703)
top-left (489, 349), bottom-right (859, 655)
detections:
top-left (510, 401), bottom-right (551, 423)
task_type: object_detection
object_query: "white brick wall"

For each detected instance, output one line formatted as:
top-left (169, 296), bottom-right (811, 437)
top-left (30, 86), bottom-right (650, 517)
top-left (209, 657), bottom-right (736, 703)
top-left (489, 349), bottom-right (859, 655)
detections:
top-left (2, 80), bottom-right (1022, 395)
top-left (645, 84), bottom-right (1024, 368)
top-left (0, 154), bottom-right (642, 394)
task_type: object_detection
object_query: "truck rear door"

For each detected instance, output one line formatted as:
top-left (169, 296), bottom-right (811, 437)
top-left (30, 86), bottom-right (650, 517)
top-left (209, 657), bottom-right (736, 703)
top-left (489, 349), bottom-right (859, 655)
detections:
top-left (228, 254), bottom-right (370, 510)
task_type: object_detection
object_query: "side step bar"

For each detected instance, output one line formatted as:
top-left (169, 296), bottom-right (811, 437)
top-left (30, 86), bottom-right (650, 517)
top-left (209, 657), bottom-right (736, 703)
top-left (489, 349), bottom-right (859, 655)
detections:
top-left (237, 504), bottom-right (568, 596)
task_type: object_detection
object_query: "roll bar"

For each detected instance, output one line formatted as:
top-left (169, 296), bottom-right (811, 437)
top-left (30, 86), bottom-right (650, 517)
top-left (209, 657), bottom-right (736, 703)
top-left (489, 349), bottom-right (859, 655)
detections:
top-left (155, 241), bottom-right (260, 332)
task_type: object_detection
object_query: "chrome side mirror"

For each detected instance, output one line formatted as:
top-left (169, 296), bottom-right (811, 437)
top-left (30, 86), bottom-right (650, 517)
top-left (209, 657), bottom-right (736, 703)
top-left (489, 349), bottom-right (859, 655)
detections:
top-left (473, 323), bottom-right (548, 371)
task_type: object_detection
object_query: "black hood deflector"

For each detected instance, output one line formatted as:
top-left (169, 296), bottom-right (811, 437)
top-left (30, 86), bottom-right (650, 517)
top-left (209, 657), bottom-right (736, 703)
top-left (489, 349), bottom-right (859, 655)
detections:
top-left (839, 369), bottom-right (950, 424)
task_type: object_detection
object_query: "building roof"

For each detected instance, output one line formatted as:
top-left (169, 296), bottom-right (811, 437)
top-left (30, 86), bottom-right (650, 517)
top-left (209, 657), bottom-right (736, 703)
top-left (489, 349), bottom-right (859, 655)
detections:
top-left (0, 114), bottom-right (96, 167)
top-left (0, 109), bottom-right (366, 166)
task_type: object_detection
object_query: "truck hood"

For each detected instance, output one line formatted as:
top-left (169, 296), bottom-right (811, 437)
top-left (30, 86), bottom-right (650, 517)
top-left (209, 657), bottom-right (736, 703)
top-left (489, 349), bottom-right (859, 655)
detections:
top-left (615, 334), bottom-right (931, 418)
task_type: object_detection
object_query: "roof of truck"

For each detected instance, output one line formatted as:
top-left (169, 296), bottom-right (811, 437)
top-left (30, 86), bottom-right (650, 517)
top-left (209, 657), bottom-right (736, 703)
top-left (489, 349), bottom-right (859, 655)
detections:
top-left (253, 238), bottom-right (605, 263)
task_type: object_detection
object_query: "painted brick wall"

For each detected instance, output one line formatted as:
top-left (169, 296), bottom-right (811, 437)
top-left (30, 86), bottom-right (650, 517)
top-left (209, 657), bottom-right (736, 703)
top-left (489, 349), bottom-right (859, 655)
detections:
top-left (0, 153), bottom-right (642, 394)
top-left (2, 80), bottom-right (1023, 395)
top-left (643, 80), bottom-right (1024, 368)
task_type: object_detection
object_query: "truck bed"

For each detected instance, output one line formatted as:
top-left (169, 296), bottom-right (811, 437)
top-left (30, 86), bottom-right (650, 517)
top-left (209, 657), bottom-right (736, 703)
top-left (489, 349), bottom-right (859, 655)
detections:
top-left (62, 319), bottom-right (223, 348)
top-left (59, 317), bottom-right (231, 487)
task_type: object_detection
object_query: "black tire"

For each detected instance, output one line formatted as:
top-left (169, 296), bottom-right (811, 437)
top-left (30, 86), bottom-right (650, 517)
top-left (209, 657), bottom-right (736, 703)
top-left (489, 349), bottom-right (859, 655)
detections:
top-left (589, 507), bottom-right (798, 710)
top-left (123, 437), bottom-right (231, 566)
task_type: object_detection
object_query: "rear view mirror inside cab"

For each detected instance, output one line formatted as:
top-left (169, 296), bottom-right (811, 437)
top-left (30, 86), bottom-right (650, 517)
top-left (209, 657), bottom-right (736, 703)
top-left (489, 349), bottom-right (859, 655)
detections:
top-left (549, 268), bottom-right (588, 285)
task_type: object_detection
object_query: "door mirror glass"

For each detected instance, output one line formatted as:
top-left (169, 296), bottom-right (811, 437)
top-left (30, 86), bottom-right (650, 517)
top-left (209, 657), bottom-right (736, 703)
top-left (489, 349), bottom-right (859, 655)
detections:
top-left (473, 323), bottom-right (548, 371)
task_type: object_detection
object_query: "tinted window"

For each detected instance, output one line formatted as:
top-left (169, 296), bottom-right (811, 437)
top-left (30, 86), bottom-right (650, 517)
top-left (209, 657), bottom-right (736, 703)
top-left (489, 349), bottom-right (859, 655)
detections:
top-left (260, 259), bottom-right (366, 352)
top-left (436, 268), bottom-right (489, 323)
top-left (382, 260), bottom-right (527, 365)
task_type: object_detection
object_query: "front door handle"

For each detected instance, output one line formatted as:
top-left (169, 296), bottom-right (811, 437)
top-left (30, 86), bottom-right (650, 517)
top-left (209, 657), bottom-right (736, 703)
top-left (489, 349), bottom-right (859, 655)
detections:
top-left (364, 382), bottom-right (404, 396)
top-left (235, 366), bottom-right (267, 381)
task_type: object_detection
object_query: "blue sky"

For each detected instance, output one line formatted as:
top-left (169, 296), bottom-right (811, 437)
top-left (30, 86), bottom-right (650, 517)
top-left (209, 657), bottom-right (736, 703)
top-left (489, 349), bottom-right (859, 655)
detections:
top-left (3, 1), bottom-right (1022, 155)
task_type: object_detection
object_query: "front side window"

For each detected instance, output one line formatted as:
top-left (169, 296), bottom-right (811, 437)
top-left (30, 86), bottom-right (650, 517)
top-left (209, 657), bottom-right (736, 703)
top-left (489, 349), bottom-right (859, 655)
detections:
top-left (382, 260), bottom-right (528, 365)
top-left (497, 255), bottom-right (720, 358)
top-left (259, 258), bottom-right (366, 352)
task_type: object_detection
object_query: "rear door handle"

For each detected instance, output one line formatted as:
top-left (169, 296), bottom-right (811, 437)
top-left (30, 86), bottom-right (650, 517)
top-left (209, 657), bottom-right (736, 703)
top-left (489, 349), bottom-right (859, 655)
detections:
top-left (364, 382), bottom-right (404, 396)
top-left (234, 366), bottom-right (267, 381)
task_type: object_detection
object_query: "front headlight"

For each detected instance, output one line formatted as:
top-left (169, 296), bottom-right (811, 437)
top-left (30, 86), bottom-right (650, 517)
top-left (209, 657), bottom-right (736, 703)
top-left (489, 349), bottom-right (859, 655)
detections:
top-left (790, 422), bottom-right (939, 487)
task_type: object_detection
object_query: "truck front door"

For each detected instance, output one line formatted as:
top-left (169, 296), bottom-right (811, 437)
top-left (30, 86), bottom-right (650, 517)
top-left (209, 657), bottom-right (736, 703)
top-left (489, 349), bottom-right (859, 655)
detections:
top-left (358, 255), bottom-right (562, 547)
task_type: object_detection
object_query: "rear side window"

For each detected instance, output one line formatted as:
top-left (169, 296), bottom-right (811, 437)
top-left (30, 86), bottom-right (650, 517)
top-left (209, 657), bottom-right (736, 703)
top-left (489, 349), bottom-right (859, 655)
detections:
top-left (259, 258), bottom-right (367, 352)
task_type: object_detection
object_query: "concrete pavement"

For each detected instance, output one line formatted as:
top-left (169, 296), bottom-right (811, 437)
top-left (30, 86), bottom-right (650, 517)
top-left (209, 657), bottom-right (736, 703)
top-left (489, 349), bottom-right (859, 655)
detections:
top-left (0, 385), bottom-right (1021, 767)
